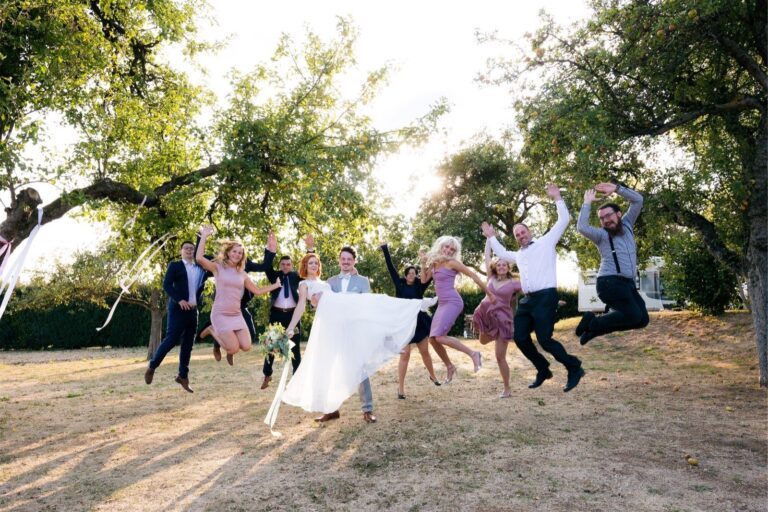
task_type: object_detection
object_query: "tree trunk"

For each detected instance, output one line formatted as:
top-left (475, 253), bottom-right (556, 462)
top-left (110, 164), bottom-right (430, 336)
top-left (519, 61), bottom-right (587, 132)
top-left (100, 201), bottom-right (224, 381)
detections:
top-left (749, 113), bottom-right (768, 387)
top-left (146, 289), bottom-right (165, 360)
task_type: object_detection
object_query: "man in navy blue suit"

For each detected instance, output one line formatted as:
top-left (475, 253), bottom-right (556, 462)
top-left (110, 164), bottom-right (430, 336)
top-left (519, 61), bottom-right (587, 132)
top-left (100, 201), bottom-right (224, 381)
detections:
top-left (145, 240), bottom-right (206, 392)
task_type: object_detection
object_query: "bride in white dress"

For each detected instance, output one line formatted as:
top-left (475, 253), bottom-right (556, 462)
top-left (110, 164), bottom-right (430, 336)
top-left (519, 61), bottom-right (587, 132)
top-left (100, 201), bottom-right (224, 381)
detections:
top-left (279, 252), bottom-right (428, 415)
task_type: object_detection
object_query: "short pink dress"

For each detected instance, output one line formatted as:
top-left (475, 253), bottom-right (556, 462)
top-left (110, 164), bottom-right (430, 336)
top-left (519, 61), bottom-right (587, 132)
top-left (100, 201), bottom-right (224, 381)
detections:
top-left (472, 278), bottom-right (522, 341)
top-left (211, 262), bottom-right (248, 333)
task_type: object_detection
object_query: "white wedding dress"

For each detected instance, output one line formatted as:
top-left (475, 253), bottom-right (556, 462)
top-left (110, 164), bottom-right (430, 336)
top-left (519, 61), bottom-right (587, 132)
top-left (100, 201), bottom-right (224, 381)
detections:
top-left (281, 278), bottom-right (423, 413)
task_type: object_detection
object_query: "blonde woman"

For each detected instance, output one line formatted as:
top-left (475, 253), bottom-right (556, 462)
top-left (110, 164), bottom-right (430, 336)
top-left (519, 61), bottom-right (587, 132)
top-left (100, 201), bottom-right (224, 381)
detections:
top-left (196, 225), bottom-right (281, 357)
top-left (422, 236), bottom-right (495, 379)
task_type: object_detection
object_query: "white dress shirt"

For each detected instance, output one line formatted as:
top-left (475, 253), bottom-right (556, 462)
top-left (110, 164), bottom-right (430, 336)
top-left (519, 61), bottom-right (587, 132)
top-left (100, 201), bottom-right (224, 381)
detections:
top-left (340, 273), bottom-right (351, 293)
top-left (488, 199), bottom-right (570, 294)
top-left (182, 259), bottom-right (202, 306)
top-left (274, 274), bottom-right (298, 309)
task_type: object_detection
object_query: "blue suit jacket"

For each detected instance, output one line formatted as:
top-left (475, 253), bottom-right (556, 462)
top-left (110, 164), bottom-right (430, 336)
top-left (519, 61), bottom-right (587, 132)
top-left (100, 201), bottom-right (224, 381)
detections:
top-left (163, 260), bottom-right (207, 309)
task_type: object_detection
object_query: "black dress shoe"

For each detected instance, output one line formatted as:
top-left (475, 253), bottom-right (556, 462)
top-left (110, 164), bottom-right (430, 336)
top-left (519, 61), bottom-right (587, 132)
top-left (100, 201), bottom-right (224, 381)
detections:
top-left (580, 330), bottom-right (598, 346)
top-left (528, 369), bottom-right (553, 388)
top-left (563, 367), bottom-right (585, 392)
top-left (575, 312), bottom-right (595, 336)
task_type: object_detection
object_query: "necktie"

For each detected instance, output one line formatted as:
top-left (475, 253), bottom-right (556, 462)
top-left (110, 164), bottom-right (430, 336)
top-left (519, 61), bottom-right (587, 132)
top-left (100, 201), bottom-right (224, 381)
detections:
top-left (283, 274), bottom-right (290, 298)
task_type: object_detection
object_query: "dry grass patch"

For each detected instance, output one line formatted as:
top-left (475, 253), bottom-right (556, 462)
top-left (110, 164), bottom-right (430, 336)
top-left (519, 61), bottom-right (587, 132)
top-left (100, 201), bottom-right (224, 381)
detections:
top-left (0, 311), bottom-right (765, 511)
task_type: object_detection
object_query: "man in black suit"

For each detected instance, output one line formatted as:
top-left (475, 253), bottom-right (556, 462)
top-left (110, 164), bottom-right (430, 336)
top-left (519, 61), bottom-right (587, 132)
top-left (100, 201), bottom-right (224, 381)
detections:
top-left (260, 246), bottom-right (308, 389)
top-left (197, 233), bottom-right (277, 364)
top-left (145, 240), bottom-right (206, 392)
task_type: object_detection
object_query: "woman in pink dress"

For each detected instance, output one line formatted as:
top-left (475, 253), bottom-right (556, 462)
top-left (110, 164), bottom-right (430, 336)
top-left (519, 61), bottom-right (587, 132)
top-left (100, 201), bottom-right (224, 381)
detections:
top-left (196, 225), bottom-right (281, 356)
top-left (472, 239), bottom-right (522, 398)
top-left (422, 236), bottom-right (495, 380)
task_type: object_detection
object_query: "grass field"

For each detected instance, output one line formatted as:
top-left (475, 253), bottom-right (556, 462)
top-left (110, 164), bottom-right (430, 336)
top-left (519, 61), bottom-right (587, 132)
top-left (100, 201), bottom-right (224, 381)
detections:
top-left (0, 311), bottom-right (765, 511)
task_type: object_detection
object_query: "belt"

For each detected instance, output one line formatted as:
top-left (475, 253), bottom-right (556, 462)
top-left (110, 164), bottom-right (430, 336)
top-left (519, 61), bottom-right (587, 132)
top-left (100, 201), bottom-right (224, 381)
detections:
top-left (597, 275), bottom-right (634, 283)
top-left (271, 306), bottom-right (296, 313)
top-left (523, 287), bottom-right (556, 297)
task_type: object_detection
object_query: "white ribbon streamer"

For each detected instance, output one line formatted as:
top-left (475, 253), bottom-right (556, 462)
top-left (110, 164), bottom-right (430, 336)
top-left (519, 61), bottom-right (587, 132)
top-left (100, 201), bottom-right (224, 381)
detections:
top-left (0, 206), bottom-right (43, 322)
top-left (263, 340), bottom-right (296, 437)
top-left (0, 235), bottom-right (12, 280)
top-left (96, 233), bottom-right (174, 331)
top-left (121, 195), bottom-right (147, 230)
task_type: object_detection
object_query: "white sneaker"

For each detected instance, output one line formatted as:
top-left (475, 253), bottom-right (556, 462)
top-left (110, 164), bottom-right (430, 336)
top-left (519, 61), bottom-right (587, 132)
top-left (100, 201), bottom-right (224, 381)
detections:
top-left (420, 296), bottom-right (439, 311)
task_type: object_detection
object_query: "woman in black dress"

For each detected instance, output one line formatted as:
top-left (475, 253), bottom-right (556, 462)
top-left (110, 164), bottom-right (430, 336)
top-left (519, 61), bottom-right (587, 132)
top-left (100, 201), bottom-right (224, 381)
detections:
top-left (380, 242), bottom-right (453, 399)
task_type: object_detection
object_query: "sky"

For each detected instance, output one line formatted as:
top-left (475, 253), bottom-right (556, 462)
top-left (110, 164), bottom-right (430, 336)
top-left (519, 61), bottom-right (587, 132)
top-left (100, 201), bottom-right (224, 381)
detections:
top-left (4, 0), bottom-right (591, 287)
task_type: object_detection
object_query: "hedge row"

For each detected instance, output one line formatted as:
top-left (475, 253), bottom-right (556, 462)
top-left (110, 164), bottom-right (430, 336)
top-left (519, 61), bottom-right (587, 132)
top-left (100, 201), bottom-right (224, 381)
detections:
top-left (0, 288), bottom-right (579, 351)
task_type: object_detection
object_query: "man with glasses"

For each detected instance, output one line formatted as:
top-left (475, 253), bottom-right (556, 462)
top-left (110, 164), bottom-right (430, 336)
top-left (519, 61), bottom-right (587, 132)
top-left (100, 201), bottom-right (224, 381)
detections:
top-left (575, 182), bottom-right (649, 345)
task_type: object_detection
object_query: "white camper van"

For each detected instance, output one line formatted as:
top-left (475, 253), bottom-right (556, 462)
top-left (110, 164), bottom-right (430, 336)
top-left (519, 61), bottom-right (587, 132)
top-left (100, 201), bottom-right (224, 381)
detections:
top-left (578, 258), bottom-right (673, 312)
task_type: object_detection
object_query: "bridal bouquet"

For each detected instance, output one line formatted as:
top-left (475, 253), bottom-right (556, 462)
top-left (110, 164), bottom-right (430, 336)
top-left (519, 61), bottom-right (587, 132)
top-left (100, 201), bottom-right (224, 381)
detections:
top-left (258, 323), bottom-right (294, 360)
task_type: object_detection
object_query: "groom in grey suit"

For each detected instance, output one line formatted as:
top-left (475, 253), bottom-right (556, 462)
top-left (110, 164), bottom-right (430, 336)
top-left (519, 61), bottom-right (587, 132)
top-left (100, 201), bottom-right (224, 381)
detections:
top-left (314, 246), bottom-right (377, 424)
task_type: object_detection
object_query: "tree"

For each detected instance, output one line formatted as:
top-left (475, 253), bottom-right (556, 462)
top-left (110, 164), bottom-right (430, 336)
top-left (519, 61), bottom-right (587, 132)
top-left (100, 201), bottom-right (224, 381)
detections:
top-left (412, 135), bottom-right (541, 271)
top-left (484, 0), bottom-right (768, 385)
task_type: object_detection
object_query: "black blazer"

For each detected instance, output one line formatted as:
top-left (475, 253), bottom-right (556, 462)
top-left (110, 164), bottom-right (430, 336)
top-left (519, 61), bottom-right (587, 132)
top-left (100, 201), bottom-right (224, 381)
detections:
top-left (265, 265), bottom-right (300, 306)
top-left (163, 260), bottom-right (207, 308)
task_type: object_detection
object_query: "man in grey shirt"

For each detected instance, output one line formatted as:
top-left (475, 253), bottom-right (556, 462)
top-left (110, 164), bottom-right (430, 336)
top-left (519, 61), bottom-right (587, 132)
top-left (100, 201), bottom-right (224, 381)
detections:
top-left (575, 182), bottom-right (649, 345)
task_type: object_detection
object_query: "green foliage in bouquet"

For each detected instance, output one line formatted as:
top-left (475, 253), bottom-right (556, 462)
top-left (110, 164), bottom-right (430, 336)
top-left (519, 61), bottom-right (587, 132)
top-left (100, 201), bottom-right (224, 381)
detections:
top-left (258, 323), bottom-right (294, 361)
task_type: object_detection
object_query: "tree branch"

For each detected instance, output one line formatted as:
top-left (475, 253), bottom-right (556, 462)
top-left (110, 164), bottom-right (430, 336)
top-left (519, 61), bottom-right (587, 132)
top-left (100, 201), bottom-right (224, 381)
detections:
top-left (710, 29), bottom-right (768, 92)
top-left (628, 97), bottom-right (763, 136)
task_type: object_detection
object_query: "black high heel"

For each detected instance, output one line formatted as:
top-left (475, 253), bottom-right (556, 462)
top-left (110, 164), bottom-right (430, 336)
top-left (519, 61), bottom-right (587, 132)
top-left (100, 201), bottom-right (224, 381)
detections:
top-left (429, 376), bottom-right (442, 387)
top-left (397, 393), bottom-right (406, 400)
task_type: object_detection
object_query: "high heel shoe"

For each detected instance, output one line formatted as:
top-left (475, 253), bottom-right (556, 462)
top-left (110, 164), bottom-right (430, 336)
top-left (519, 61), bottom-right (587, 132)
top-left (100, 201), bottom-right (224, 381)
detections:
top-left (443, 364), bottom-right (456, 384)
top-left (429, 375), bottom-right (442, 387)
top-left (472, 352), bottom-right (482, 373)
top-left (397, 392), bottom-right (406, 400)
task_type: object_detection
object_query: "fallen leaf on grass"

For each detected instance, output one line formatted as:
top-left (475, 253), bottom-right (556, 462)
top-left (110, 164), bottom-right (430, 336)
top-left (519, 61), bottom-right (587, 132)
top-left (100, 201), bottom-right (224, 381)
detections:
top-left (684, 454), bottom-right (699, 466)
top-left (725, 406), bottom-right (733, 412)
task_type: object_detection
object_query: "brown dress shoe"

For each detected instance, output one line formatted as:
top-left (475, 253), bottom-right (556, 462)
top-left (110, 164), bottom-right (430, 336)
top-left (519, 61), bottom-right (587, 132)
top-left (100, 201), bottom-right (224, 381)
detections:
top-left (226, 353), bottom-right (234, 366)
top-left (362, 412), bottom-right (377, 423)
top-left (144, 367), bottom-right (155, 385)
top-left (314, 410), bottom-right (340, 423)
top-left (213, 345), bottom-right (222, 362)
top-left (260, 376), bottom-right (272, 389)
top-left (175, 375), bottom-right (194, 393)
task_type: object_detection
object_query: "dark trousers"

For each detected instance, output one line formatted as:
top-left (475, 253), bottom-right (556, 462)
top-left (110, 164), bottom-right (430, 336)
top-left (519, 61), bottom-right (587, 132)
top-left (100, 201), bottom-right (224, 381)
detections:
top-left (590, 276), bottom-right (649, 336)
top-left (263, 308), bottom-right (301, 377)
top-left (149, 306), bottom-right (198, 379)
top-left (513, 288), bottom-right (581, 374)
top-left (209, 307), bottom-right (256, 348)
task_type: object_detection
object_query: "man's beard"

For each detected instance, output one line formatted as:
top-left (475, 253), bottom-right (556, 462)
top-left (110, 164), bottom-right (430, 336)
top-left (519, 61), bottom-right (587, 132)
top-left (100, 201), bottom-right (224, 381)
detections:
top-left (604, 223), bottom-right (624, 236)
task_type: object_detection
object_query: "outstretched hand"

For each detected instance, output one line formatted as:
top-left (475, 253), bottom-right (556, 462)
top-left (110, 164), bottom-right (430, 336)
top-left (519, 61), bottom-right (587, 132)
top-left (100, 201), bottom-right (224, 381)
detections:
top-left (595, 182), bottom-right (618, 195)
top-left (304, 233), bottom-right (315, 251)
top-left (266, 231), bottom-right (277, 253)
top-left (481, 221), bottom-right (496, 239)
top-left (200, 224), bottom-right (214, 238)
top-left (545, 183), bottom-right (562, 200)
top-left (584, 188), bottom-right (597, 204)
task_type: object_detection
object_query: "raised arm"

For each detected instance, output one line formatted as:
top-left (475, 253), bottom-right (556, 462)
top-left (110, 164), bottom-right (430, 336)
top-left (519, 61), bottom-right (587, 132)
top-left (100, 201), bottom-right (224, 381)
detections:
top-left (577, 188), bottom-right (604, 243)
top-left (595, 182), bottom-right (644, 227)
top-left (245, 275), bottom-right (282, 296)
top-left (543, 183), bottom-right (570, 243)
top-left (196, 225), bottom-right (218, 274)
top-left (285, 282), bottom-right (309, 337)
top-left (380, 243), bottom-right (401, 287)
top-left (481, 221), bottom-right (518, 263)
top-left (244, 231), bottom-right (277, 273)
top-left (483, 239), bottom-right (492, 277)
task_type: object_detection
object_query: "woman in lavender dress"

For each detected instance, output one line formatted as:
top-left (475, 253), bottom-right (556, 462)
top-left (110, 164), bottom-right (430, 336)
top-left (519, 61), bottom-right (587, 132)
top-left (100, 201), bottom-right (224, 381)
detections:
top-left (422, 236), bottom-right (495, 380)
top-left (473, 239), bottom-right (522, 397)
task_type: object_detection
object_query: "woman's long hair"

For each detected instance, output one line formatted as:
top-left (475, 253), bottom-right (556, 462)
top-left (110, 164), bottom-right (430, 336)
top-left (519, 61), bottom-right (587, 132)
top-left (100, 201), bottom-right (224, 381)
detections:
top-left (299, 253), bottom-right (322, 279)
top-left (214, 240), bottom-right (247, 272)
top-left (424, 236), bottom-right (462, 268)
